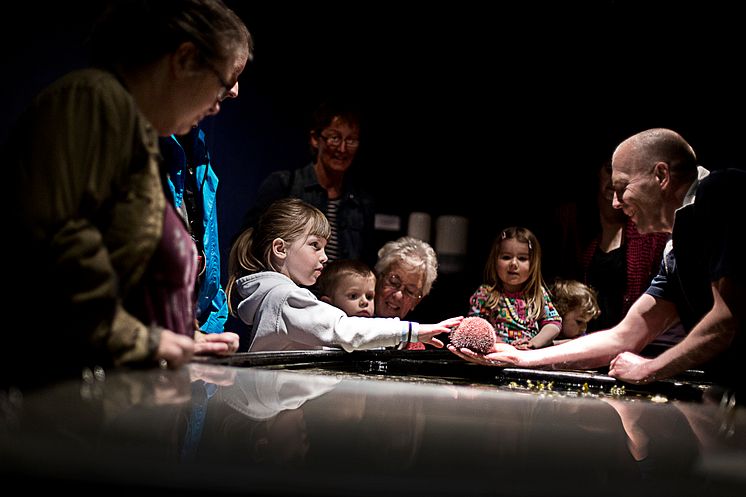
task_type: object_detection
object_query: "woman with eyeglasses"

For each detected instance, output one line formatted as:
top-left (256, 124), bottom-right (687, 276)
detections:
top-left (240, 99), bottom-right (376, 266)
top-left (374, 236), bottom-right (442, 349)
top-left (3, 0), bottom-right (251, 386)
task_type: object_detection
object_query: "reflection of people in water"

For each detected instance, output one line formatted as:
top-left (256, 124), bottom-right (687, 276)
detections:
top-left (179, 364), bottom-right (239, 462)
top-left (602, 398), bottom-right (653, 462)
top-left (301, 386), bottom-right (426, 471)
top-left (194, 368), bottom-right (431, 470)
top-left (601, 390), bottom-right (743, 484)
top-left (220, 369), bottom-right (340, 421)
top-left (196, 369), bottom-right (340, 465)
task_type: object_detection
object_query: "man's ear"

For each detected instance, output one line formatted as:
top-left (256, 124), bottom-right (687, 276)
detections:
top-left (271, 238), bottom-right (287, 260)
top-left (654, 161), bottom-right (670, 188)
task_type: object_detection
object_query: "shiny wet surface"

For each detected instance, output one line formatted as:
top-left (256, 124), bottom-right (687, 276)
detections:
top-left (1, 351), bottom-right (744, 496)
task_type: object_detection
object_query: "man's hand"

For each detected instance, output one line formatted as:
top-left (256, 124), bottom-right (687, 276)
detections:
top-left (609, 352), bottom-right (655, 384)
top-left (447, 342), bottom-right (521, 366)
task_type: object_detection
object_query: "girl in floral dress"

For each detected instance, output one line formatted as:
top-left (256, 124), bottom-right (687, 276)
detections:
top-left (468, 227), bottom-right (561, 349)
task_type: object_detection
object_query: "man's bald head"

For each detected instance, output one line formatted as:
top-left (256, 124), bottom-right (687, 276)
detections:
top-left (613, 128), bottom-right (698, 183)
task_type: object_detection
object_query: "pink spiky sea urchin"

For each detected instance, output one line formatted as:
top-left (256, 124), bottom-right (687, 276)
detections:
top-left (450, 317), bottom-right (496, 354)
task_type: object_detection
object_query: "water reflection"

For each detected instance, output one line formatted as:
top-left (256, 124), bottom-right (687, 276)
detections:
top-left (604, 388), bottom-right (745, 485)
top-left (1, 363), bottom-right (744, 496)
top-left (197, 367), bottom-right (339, 466)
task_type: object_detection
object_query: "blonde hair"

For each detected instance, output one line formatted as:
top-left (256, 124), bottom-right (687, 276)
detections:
top-left (226, 198), bottom-right (330, 314)
top-left (551, 279), bottom-right (601, 321)
top-left (482, 226), bottom-right (547, 321)
top-left (374, 236), bottom-right (438, 297)
top-left (315, 259), bottom-right (375, 298)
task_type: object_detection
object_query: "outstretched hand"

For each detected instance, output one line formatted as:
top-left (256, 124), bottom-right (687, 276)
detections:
top-left (418, 316), bottom-right (464, 348)
top-left (447, 341), bottom-right (522, 366)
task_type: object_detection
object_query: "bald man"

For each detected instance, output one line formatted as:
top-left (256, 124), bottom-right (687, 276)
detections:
top-left (450, 128), bottom-right (745, 392)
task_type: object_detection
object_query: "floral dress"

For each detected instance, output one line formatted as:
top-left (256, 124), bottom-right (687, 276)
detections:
top-left (468, 285), bottom-right (561, 344)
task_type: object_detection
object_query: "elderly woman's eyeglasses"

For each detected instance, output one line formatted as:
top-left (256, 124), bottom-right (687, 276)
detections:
top-left (382, 273), bottom-right (422, 301)
top-left (320, 133), bottom-right (360, 149)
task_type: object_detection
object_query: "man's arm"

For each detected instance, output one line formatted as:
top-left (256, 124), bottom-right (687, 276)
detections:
top-left (609, 276), bottom-right (743, 382)
top-left (450, 294), bottom-right (677, 369)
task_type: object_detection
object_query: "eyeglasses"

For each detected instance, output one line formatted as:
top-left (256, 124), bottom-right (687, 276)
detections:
top-left (206, 63), bottom-right (235, 101)
top-left (320, 133), bottom-right (360, 149)
top-left (382, 273), bottom-right (422, 301)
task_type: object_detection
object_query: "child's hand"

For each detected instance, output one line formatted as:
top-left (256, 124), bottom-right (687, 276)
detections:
top-left (512, 338), bottom-right (535, 350)
top-left (417, 316), bottom-right (464, 348)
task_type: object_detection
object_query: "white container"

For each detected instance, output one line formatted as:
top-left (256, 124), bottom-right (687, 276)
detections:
top-left (435, 215), bottom-right (468, 255)
top-left (435, 215), bottom-right (469, 274)
top-left (407, 212), bottom-right (431, 242)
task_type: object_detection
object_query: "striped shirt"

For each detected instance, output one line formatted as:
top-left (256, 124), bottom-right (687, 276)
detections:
top-left (325, 198), bottom-right (341, 261)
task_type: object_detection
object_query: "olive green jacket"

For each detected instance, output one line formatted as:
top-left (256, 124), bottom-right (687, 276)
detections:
top-left (9, 69), bottom-right (165, 369)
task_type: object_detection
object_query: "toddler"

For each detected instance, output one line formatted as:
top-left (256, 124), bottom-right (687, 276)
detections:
top-left (316, 259), bottom-right (376, 318)
top-left (467, 227), bottom-right (561, 350)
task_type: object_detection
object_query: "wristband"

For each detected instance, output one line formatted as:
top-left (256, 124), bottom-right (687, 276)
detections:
top-left (410, 322), bottom-right (420, 342)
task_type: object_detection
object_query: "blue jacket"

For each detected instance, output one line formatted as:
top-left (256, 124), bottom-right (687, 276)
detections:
top-left (160, 128), bottom-right (228, 333)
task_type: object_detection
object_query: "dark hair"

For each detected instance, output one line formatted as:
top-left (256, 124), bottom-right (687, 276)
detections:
top-left (90, 0), bottom-right (252, 70)
top-left (310, 99), bottom-right (362, 137)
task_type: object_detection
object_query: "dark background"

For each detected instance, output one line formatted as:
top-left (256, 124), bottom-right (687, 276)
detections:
top-left (2, 1), bottom-right (744, 323)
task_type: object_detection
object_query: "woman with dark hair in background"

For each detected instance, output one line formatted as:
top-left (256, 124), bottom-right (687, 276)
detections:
top-left (546, 156), bottom-right (672, 329)
top-left (579, 160), bottom-right (670, 333)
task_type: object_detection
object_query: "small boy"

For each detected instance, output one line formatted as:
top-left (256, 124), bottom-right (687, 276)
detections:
top-left (316, 259), bottom-right (376, 318)
top-left (551, 279), bottom-right (601, 344)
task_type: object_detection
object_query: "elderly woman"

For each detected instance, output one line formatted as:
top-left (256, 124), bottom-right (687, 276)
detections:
top-left (374, 236), bottom-right (442, 349)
